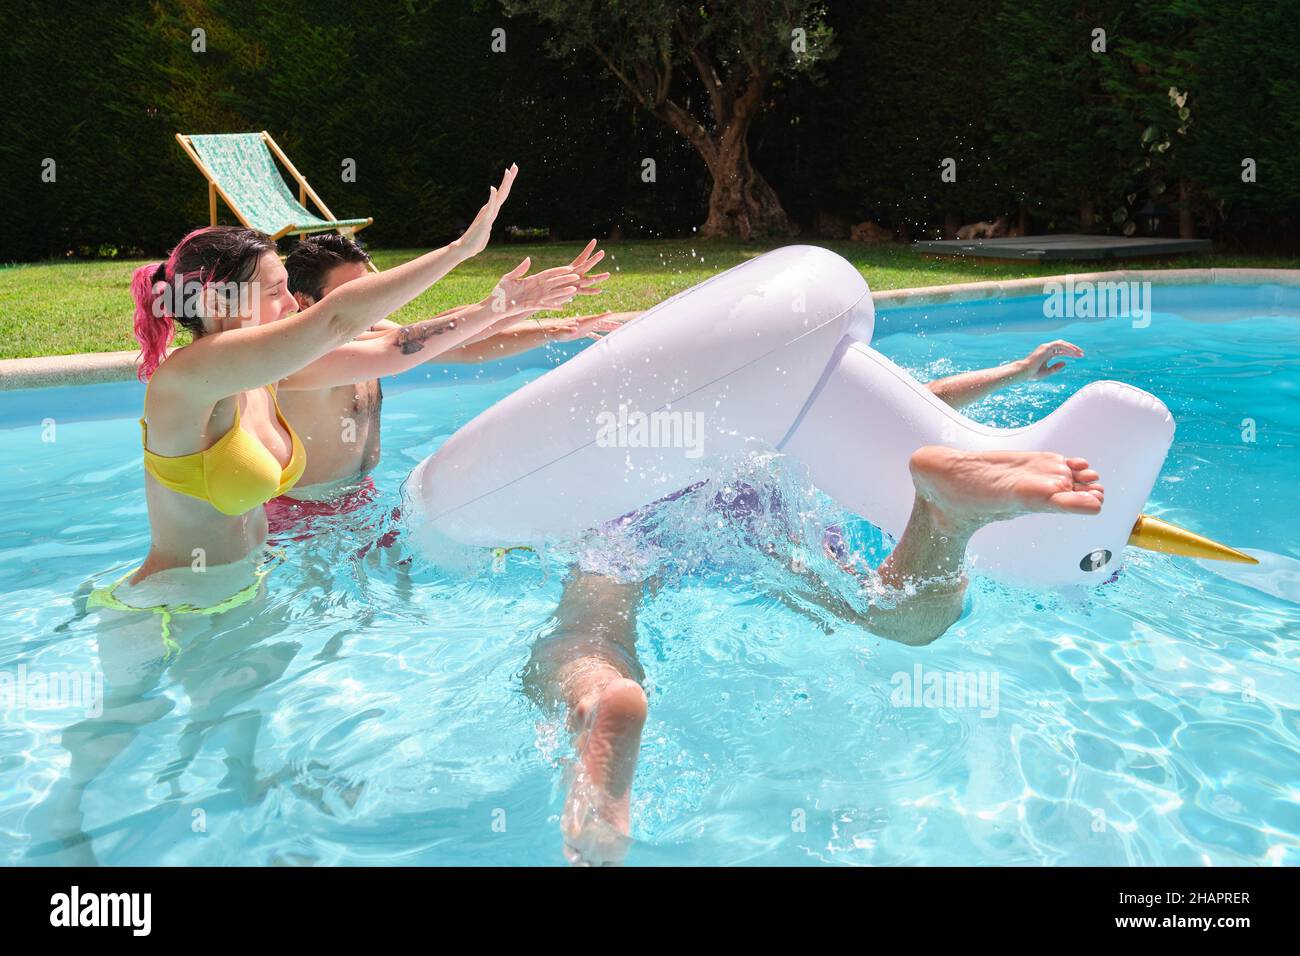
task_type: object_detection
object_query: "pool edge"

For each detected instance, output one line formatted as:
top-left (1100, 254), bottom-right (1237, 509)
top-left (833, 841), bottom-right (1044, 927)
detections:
top-left (870, 266), bottom-right (1300, 310)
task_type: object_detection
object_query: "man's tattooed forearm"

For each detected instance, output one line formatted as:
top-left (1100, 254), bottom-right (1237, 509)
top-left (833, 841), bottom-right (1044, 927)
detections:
top-left (396, 319), bottom-right (456, 354)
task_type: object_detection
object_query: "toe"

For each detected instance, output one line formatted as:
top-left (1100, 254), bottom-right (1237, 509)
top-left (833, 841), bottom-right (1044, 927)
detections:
top-left (1050, 490), bottom-right (1104, 514)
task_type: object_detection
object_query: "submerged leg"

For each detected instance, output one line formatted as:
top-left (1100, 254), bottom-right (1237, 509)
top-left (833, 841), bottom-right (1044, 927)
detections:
top-left (524, 571), bottom-right (647, 866)
top-left (34, 596), bottom-right (190, 865)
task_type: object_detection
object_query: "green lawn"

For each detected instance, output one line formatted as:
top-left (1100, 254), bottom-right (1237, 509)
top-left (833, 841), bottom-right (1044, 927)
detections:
top-left (2, 240), bottom-right (1298, 359)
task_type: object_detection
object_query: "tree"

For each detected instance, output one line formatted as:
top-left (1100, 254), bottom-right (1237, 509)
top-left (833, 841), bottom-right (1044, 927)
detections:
top-left (500, 0), bottom-right (834, 238)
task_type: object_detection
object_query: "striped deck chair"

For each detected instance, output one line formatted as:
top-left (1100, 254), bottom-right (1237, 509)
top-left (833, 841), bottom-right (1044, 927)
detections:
top-left (175, 131), bottom-right (374, 247)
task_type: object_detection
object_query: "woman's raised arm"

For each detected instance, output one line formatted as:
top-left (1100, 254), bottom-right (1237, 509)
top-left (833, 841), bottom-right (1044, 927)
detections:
top-left (156, 165), bottom-right (518, 404)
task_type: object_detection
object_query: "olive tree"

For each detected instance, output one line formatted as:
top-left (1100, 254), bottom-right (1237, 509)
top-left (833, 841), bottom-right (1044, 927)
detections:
top-left (500, 0), bottom-right (834, 237)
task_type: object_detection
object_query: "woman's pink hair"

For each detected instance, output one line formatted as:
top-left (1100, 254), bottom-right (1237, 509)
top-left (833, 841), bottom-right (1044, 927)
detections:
top-left (130, 260), bottom-right (174, 382)
top-left (130, 226), bottom-right (275, 381)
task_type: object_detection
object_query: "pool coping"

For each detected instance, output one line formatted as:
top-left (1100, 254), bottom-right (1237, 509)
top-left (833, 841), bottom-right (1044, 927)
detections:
top-left (3, 267), bottom-right (1299, 391)
top-left (870, 266), bottom-right (1300, 308)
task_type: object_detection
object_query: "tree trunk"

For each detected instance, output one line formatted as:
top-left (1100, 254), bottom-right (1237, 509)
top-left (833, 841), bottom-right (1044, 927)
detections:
top-left (944, 211), bottom-right (962, 239)
top-left (1178, 179), bottom-right (1195, 238)
top-left (700, 140), bottom-right (794, 239)
top-left (1080, 195), bottom-right (1095, 232)
top-left (618, 51), bottom-right (795, 239)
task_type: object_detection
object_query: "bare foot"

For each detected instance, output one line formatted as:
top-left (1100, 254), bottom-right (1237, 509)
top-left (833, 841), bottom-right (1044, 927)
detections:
top-left (909, 446), bottom-right (1104, 534)
top-left (562, 678), bottom-right (647, 866)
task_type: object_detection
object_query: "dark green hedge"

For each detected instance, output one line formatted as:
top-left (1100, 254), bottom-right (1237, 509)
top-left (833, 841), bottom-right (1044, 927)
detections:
top-left (762, 0), bottom-right (1299, 248)
top-left (2, 0), bottom-right (1296, 261)
top-left (0, 0), bottom-right (706, 261)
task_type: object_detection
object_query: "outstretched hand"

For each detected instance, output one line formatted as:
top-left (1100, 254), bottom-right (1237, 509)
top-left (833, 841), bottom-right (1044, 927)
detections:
top-left (1019, 340), bottom-right (1084, 381)
top-left (565, 239), bottom-right (612, 297)
top-left (454, 163), bottom-right (518, 259)
top-left (545, 311), bottom-right (627, 342)
top-left (489, 257), bottom-right (580, 317)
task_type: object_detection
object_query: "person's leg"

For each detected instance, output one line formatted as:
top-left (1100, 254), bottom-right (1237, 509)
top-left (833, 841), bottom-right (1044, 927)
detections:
top-left (523, 571), bottom-right (647, 866)
top-left (42, 611), bottom-right (175, 863)
top-left (168, 612), bottom-right (299, 801)
top-left (829, 446), bottom-right (1103, 646)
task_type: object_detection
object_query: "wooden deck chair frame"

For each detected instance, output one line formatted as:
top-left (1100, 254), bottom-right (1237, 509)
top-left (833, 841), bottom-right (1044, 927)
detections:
top-left (175, 131), bottom-right (378, 271)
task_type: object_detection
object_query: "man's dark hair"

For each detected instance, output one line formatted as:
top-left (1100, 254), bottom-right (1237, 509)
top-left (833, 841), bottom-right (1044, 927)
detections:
top-left (285, 233), bottom-right (372, 302)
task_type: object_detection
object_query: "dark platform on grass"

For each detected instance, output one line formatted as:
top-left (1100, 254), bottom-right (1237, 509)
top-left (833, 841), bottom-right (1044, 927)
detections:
top-left (912, 233), bottom-right (1214, 261)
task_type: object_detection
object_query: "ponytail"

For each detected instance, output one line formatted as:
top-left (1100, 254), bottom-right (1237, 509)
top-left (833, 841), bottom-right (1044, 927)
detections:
top-left (131, 226), bottom-right (276, 381)
top-left (131, 261), bottom-right (173, 382)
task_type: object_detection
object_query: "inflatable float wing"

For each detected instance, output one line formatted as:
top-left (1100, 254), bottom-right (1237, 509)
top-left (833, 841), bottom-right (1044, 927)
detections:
top-left (406, 245), bottom-right (1249, 586)
top-left (407, 245), bottom-right (869, 545)
top-left (781, 342), bottom-right (1173, 582)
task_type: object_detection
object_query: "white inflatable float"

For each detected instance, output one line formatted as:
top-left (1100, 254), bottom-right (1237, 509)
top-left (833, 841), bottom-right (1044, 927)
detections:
top-left (406, 245), bottom-right (1253, 586)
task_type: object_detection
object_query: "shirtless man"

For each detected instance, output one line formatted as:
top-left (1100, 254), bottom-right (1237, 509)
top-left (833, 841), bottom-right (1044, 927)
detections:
top-left (271, 235), bottom-right (637, 522)
top-left (274, 235), bottom-right (389, 505)
top-left (527, 339), bottom-right (1089, 865)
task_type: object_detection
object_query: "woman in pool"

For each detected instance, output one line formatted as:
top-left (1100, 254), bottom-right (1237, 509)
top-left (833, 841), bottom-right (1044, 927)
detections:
top-left (47, 165), bottom-right (584, 859)
top-left (90, 164), bottom-right (585, 635)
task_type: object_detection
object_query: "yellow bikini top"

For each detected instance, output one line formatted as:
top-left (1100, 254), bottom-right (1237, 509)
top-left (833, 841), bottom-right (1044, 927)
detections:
top-left (141, 385), bottom-right (306, 516)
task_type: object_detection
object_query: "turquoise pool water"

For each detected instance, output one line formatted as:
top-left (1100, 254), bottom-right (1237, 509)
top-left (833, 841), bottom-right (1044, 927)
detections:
top-left (2, 281), bottom-right (1298, 866)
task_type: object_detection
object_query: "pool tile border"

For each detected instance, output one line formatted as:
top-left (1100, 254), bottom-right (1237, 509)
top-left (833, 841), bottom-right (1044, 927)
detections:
top-left (3, 267), bottom-right (1298, 390)
top-left (0, 350), bottom-right (152, 390)
top-left (871, 267), bottom-right (1300, 309)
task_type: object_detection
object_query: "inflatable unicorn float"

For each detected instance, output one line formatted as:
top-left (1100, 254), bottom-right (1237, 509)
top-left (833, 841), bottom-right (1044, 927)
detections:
top-left (407, 245), bottom-right (1253, 587)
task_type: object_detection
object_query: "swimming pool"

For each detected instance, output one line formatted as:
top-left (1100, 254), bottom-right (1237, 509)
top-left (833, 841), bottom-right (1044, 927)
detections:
top-left (2, 280), bottom-right (1298, 866)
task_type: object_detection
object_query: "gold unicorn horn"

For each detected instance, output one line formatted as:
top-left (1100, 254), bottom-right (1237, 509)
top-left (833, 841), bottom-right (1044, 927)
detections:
top-left (1128, 514), bottom-right (1258, 564)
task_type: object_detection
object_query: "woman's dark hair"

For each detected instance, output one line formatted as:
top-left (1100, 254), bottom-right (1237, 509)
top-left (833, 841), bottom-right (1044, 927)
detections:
top-left (130, 226), bottom-right (276, 381)
top-left (284, 233), bottom-right (372, 303)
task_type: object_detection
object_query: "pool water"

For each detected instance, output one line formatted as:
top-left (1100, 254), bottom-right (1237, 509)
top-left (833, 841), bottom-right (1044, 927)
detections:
top-left (2, 282), bottom-right (1298, 866)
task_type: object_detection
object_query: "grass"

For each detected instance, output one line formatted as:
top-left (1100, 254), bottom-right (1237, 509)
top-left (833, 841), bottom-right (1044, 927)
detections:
top-left (2, 239), bottom-right (1298, 359)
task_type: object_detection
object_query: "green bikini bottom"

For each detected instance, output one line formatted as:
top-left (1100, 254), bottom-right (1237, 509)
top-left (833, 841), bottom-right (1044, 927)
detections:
top-left (87, 552), bottom-right (283, 659)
